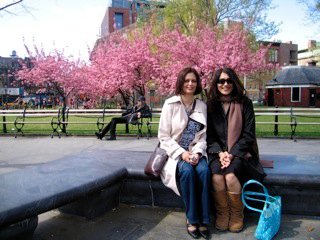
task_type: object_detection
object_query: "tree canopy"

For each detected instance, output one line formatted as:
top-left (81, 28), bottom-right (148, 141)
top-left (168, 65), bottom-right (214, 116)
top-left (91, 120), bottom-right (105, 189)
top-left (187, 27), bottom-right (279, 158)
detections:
top-left (140, 0), bottom-right (280, 40)
top-left (17, 23), bottom-right (274, 107)
top-left (16, 1), bottom-right (278, 107)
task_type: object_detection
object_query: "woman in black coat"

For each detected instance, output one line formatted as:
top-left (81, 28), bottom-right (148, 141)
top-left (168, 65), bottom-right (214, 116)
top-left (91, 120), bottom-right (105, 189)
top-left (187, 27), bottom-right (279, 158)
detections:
top-left (207, 67), bottom-right (266, 233)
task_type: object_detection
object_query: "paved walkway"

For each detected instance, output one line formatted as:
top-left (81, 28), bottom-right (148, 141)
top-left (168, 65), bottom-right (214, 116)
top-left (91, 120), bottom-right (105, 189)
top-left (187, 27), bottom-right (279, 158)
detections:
top-left (1, 136), bottom-right (320, 239)
top-left (1, 136), bottom-right (320, 174)
top-left (34, 204), bottom-right (319, 240)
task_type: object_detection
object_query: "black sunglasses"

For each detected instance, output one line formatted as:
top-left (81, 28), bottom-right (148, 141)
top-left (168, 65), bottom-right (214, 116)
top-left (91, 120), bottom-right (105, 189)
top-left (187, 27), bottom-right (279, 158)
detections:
top-left (217, 78), bottom-right (233, 85)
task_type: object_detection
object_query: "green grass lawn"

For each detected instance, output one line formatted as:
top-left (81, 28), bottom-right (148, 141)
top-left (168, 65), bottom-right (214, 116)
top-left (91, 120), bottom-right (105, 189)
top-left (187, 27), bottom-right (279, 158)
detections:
top-left (255, 115), bottom-right (320, 137)
top-left (0, 115), bottom-right (152, 137)
top-left (1, 114), bottom-right (320, 137)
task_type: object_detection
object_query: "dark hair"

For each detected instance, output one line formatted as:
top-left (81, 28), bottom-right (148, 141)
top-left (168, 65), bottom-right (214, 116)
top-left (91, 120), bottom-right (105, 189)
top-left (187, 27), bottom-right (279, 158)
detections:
top-left (137, 96), bottom-right (146, 101)
top-left (208, 67), bottom-right (246, 103)
top-left (175, 67), bottom-right (202, 95)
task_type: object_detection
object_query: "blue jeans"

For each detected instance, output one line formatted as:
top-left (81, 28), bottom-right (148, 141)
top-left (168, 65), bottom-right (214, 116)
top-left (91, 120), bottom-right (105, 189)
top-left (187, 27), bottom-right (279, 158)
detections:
top-left (178, 157), bottom-right (211, 225)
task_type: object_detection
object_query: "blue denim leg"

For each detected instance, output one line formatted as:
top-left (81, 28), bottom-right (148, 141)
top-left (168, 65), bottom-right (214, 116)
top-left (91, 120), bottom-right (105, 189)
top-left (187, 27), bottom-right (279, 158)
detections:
top-left (178, 159), bottom-right (199, 225)
top-left (178, 157), bottom-right (211, 225)
top-left (195, 157), bottom-right (211, 225)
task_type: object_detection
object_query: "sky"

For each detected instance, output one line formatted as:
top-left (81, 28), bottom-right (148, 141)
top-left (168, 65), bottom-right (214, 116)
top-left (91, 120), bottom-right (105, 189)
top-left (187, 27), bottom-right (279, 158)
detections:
top-left (267, 0), bottom-right (320, 49)
top-left (0, 0), bottom-right (110, 60)
top-left (0, 0), bottom-right (320, 61)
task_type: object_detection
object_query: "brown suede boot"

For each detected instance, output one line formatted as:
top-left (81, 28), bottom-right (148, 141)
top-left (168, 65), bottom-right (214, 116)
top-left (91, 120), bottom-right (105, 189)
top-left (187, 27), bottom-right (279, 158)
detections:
top-left (228, 191), bottom-right (244, 232)
top-left (213, 191), bottom-right (230, 231)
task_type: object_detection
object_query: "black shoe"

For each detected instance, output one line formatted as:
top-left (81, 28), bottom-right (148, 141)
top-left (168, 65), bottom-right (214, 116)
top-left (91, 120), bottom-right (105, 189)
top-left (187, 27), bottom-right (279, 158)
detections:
top-left (106, 136), bottom-right (116, 141)
top-left (95, 132), bottom-right (102, 140)
top-left (199, 225), bottom-right (210, 239)
top-left (186, 221), bottom-right (200, 239)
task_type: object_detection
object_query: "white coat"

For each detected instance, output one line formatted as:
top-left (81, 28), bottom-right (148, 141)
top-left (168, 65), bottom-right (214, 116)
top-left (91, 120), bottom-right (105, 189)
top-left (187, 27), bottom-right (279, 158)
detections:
top-left (158, 95), bottom-right (207, 196)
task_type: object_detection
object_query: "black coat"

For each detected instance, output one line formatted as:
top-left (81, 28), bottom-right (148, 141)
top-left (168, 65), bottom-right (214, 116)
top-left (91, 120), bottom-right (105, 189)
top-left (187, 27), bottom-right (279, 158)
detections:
top-left (207, 97), bottom-right (266, 183)
top-left (122, 104), bottom-right (152, 119)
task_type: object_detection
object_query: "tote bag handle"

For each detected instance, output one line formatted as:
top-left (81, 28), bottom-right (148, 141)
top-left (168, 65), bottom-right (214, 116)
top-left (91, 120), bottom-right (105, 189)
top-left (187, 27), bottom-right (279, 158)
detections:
top-left (242, 179), bottom-right (277, 213)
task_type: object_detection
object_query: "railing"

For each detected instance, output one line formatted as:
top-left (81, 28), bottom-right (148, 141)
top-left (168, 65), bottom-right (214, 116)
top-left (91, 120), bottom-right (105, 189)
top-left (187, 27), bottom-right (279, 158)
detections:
top-left (1, 107), bottom-right (320, 138)
top-left (146, 107), bottom-right (320, 140)
top-left (0, 108), bottom-right (148, 138)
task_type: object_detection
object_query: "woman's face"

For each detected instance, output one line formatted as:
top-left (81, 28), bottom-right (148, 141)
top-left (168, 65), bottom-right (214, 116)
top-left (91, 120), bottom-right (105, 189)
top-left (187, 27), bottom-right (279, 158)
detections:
top-left (183, 72), bottom-right (197, 95)
top-left (217, 72), bottom-right (234, 96)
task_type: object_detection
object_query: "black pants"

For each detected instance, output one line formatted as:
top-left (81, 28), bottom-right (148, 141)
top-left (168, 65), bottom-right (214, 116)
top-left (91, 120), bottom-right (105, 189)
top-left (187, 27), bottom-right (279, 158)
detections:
top-left (100, 116), bottom-right (128, 138)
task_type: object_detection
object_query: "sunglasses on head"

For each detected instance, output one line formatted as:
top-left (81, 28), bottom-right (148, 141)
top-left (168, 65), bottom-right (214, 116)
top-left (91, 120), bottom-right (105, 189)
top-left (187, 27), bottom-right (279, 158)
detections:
top-left (217, 78), bottom-right (233, 85)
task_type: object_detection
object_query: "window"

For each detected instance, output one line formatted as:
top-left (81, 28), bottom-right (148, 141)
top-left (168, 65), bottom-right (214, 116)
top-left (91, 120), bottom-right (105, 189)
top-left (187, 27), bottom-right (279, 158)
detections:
top-left (290, 50), bottom-right (297, 60)
top-left (291, 87), bottom-right (300, 102)
top-left (114, 13), bottom-right (124, 30)
top-left (268, 49), bottom-right (278, 63)
top-left (136, 3), bottom-right (140, 11)
top-left (112, 0), bottom-right (128, 8)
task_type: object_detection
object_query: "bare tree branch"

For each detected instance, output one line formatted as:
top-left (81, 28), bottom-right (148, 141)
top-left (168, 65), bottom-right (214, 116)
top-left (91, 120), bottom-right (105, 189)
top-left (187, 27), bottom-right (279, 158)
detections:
top-left (0, 0), bottom-right (23, 11)
top-left (297, 0), bottom-right (320, 22)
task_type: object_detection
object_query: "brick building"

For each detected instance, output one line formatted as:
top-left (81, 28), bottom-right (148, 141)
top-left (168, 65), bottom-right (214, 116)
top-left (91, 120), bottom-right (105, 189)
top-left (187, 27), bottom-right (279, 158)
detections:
top-left (265, 65), bottom-right (320, 107)
top-left (101, 0), bottom-right (165, 37)
top-left (246, 41), bottom-right (298, 103)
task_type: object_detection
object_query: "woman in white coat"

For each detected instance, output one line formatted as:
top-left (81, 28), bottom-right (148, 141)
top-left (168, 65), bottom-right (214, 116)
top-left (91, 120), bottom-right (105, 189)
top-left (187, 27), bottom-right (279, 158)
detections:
top-left (158, 67), bottom-right (211, 239)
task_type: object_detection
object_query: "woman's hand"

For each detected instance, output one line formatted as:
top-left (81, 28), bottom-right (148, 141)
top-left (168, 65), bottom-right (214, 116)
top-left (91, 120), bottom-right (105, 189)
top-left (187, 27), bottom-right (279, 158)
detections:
top-left (191, 153), bottom-right (200, 165)
top-left (181, 151), bottom-right (198, 165)
top-left (219, 151), bottom-right (232, 169)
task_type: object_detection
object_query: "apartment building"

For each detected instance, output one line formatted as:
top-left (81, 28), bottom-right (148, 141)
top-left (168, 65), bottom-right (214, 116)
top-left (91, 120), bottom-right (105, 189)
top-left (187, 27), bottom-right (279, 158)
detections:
top-left (298, 40), bottom-right (320, 66)
top-left (100, 0), bottom-right (165, 37)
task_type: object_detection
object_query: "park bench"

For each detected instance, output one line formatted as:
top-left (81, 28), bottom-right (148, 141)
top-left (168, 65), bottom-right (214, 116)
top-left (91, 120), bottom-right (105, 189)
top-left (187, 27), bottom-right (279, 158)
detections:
top-left (146, 107), bottom-right (320, 140)
top-left (0, 148), bottom-right (319, 240)
top-left (62, 108), bottom-right (151, 139)
top-left (255, 107), bottom-right (320, 140)
top-left (0, 108), bottom-right (62, 138)
top-left (2, 107), bottom-right (319, 139)
top-left (0, 108), bottom-right (152, 139)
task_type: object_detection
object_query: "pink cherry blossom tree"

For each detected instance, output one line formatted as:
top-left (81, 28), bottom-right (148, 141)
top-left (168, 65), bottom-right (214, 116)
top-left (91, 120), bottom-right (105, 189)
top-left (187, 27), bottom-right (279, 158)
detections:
top-left (153, 24), bottom-right (274, 96)
top-left (16, 23), bottom-right (274, 111)
top-left (16, 45), bottom-right (87, 132)
top-left (16, 45), bottom-right (86, 107)
top-left (89, 26), bottom-right (161, 107)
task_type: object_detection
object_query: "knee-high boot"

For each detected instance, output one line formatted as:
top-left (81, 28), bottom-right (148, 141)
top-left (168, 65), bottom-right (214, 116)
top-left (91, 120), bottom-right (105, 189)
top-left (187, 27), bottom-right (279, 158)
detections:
top-left (213, 191), bottom-right (229, 231)
top-left (227, 191), bottom-right (244, 232)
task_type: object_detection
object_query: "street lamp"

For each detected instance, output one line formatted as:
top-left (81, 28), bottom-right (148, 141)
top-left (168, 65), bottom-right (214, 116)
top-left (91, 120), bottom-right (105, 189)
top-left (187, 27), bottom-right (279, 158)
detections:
top-left (128, 0), bottom-right (136, 24)
top-left (4, 84), bottom-right (8, 110)
top-left (2, 86), bottom-right (8, 133)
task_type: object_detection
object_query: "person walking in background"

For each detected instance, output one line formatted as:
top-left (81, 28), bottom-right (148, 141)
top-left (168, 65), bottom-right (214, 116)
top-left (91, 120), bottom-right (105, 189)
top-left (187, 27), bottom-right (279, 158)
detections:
top-left (207, 67), bottom-right (266, 233)
top-left (158, 67), bottom-right (211, 239)
top-left (34, 98), bottom-right (40, 109)
top-left (95, 96), bottom-right (151, 140)
top-left (42, 98), bottom-right (47, 109)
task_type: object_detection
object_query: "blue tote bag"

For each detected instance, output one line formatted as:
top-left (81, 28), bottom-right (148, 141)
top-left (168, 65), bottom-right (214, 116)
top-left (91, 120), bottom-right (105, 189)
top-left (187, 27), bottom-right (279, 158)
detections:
top-left (242, 180), bottom-right (281, 240)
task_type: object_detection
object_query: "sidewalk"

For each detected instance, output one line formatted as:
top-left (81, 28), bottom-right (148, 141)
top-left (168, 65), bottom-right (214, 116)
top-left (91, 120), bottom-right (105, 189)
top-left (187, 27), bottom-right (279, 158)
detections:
top-left (1, 136), bottom-right (320, 174)
top-left (1, 136), bottom-right (320, 239)
top-left (34, 204), bottom-right (320, 240)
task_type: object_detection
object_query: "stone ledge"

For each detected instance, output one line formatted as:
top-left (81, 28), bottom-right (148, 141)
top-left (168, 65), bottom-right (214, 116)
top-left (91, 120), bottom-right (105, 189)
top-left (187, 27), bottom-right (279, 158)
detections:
top-left (0, 150), bottom-right (319, 240)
